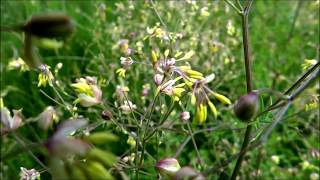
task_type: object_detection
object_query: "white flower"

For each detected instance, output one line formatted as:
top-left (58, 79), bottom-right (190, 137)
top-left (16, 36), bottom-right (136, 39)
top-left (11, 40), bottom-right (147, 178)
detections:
top-left (120, 100), bottom-right (136, 114)
top-left (19, 167), bottom-right (40, 180)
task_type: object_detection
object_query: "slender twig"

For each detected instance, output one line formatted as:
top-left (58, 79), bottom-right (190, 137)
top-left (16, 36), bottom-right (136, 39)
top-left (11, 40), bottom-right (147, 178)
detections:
top-left (224, 0), bottom-right (242, 15)
top-left (12, 133), bottom-right (49, 171)
top-left (230, 0), bottom-right (254, 179)
top-left (150, 0), bottom-right (169, 31)
top-left (186, 122), bottom-right (204, 167)
top-left (265, 62), bottom-right (319, 112)
top-left (286, 0), bottom-right (303, 43)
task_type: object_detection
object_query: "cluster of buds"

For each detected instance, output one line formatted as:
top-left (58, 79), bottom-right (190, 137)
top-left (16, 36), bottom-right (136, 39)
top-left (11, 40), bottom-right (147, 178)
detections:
top-left (118, 39), bottom-right (133, 56)
top-left (71, 76), bottom-right (102, 107)
top-left (147, 23), bottom-right (170, 41)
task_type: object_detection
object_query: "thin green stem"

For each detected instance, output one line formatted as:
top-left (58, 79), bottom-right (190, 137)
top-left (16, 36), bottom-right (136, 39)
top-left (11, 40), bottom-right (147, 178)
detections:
top-left (224, 0), bottom-right (242, 15)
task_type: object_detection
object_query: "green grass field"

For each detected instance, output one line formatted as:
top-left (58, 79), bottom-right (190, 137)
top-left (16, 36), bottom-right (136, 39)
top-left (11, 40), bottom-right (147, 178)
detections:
top-left (1, 0), bottom-right (319, 179)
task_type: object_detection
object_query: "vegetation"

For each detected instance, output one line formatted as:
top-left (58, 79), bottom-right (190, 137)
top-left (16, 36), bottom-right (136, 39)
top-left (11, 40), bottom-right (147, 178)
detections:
top-left (1, 0), bottom-right (319, 179)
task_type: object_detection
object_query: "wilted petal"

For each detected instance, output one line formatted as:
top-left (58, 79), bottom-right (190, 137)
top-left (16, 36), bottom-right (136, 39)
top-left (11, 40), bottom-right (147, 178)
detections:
top-left (55, 119), bottom-right (87, 138)
top-left (174, 166), bottom-right (205, 180)
top-left (75, 93), bottom-right (100, 107)
top-left (37, 106), bottom-right (56, 130)
top-left (48, 138), bottom-right (90, 158)
top-left (11, 109), bottom-right (23, 130)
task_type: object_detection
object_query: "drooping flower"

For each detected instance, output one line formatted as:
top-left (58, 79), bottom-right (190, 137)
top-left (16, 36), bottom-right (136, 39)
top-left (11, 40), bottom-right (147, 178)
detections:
top-left (155, 158), bottom-right (181, 178)
top-left (72, 76), bottom-right (102, 107)
top-left (190, 73), bottom-right (231, 124)
top-left (36, 106), bottom-right (58, 130)
top-left (157, 77), bottom-right (186, 101)
top-left (38, 64), bottom-right (54, 87)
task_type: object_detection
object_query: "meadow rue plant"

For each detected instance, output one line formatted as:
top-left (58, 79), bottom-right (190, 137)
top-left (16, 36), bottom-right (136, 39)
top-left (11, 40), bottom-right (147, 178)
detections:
top-left (1, 1), bottom-right (319, 179)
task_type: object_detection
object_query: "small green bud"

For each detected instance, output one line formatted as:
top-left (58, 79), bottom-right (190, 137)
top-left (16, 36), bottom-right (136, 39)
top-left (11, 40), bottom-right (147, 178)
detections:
top-left (82, 161), bottom-right (114, 180)
top-left (85, 132), bottom-right (118, 145)
top-left (69, 166), bottom-right (86, 180)
top-left (233, 92), bottom-right (259, 122)
top-left (87, 148), bottom-right (117, 167)
top-left (23, 13), bottom-right (74, 38)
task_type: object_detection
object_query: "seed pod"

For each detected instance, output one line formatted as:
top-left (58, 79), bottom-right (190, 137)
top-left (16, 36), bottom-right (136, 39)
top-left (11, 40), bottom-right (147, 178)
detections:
top-left (68, 166), bottom-right (86, 180)
top-left (233, 92), bottom-right (259, 122)
top-left (82, 161), bottom-right (114, 180)
top-left (87, 148), bottom-right (117, 168)
top-left (23, 13), bottom-right (74, 38)
top-left (85, 132), bottom-right (118, 145)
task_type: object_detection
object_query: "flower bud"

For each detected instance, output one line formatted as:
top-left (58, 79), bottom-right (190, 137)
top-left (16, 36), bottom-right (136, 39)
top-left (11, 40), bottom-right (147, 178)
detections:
top-left (154, 74), bottom-right (164, 86)
top-left (101, 109), bottom-right (113, 120)
top-left (155, 158), bottom-right (181, 178)
top-left (180, 111), bottom-right (190, 122)
top-left (174, 166), bottom-right (205, 180)
top-left (233, 92), bottom-right (259, 122)
top-left (23, 13), bottom-right (74, 38)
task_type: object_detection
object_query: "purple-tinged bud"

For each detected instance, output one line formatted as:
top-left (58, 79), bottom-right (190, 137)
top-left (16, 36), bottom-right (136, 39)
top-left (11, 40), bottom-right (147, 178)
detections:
top-left (174, 166), bottom-right (205, 180)
top-left (233, 92), bottom-right (259, 122)
top-left (180, 111), bottom-right (190, 122)
top-left (101, 109), bottom-right (113, 121)
top-left (154, 74), bottom-right (164, 86)
top-left (155, 158), bottom-right (181, 178)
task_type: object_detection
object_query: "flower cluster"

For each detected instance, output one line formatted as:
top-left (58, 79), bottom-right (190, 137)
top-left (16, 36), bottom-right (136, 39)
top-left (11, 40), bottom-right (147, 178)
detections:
top-left (151, 48), bottom-right (231, 124)
top-left (71, 76), bottom-right (102, 107)
top-left (38, 64), bottom-right (54, 87)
